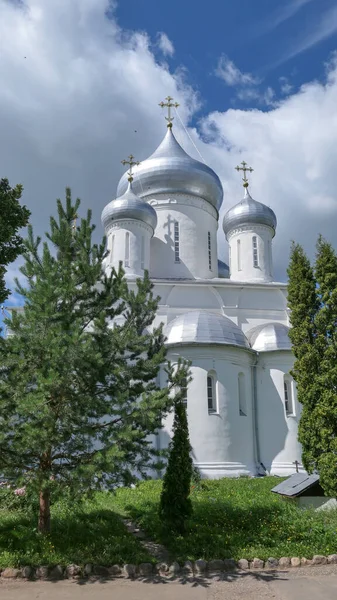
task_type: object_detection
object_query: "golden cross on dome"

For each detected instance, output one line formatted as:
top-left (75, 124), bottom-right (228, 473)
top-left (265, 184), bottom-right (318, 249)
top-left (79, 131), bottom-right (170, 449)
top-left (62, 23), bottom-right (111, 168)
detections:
top-left (121, 154), bottom-right (140, 182)
top-left (235, 161), bottom-right (254, 188)
top-left (159, 95), bottom-right (179, 128)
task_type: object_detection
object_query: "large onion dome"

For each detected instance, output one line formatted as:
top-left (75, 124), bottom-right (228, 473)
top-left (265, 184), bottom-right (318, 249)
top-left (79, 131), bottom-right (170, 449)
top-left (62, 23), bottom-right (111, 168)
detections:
top-left (247, 323), bottom-right (291, 352)
top-left (223, 187), bottom-right (277, 237)
top-left (117, 127), bottom-right (223, 211)
top-left (101, 182), bottom-right (157, 232)
top-left (164, 310), bottom-right (250, 349)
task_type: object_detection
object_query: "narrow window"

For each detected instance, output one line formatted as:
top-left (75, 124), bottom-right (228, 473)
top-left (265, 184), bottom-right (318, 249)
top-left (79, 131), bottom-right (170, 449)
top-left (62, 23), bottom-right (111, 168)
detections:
top-left (181, 377), bottom-right (187, 407)
top-left (125, 232), bottom-right (130, 267)
top-left (284, 377), bottom-right (295, 416)
top-left (141, 235), bottom-right (145, 270)
top-left (228, 245), bottom-right (231, 274)
top-left (208, 232), bottom-right (212, 271)
top-left (174, 221), bottom-right (180, 263)
top-left (252, 236), bottom-right (258, 268)
top-left (111, 234), bottom-right (115, 262)
top-left (238, 372), bottom-right (247, 416)
top-left (207, 373), bottom-right (217, 413)
top-left (268, 240), bottom-right (272, 276)
top-left (237, 239), bottom-right (241, 271)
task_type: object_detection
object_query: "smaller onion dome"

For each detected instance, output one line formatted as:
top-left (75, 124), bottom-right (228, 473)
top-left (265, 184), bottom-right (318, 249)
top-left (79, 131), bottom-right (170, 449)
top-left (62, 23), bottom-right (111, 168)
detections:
top-left (164, 310), bottom-right (250, 349)
top-left (247, 323), bottom-right (291, 352)
top-left (117, 127), bottom-right (223, 211)
top-left (101, 182), bottom-right (157, 233)
top-left (223, 187), bottom-right (277, 237)
top-left (218, 259), bottom-right (229, 278)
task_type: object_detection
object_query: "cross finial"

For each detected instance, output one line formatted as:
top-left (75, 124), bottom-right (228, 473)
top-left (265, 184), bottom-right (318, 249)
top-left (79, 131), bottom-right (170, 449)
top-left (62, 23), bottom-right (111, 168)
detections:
top-left (159, 95), bottom-right (179, 128)
top-left (121, 154), bottom-right (140, 183)
top-left (235, 160), bottom-right (254, 188)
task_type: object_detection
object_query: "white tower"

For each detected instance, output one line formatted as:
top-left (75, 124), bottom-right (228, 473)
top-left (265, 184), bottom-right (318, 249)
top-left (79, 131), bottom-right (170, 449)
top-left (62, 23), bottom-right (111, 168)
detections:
top-left (223, 162), bottom-right (277, 282)
top-left (117, 97), bottom-right (223, 280)
top-left (101, 155), bottom-right (157, 278)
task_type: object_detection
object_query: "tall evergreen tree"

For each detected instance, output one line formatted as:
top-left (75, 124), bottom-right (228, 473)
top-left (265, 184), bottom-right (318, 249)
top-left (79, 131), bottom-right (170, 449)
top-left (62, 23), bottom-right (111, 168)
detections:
top-left (0, 189), bottom-right (188, 534)
top-left (312, 237), bottom-right (337, 495)
top-left (159, 378), bottom-right (193, 534)
top-left (0, 178), bottom-right (30, 304)
top-left (287, 242), bottom-right (320, 472)
top-left (288, 238), bottom-right (337, 496)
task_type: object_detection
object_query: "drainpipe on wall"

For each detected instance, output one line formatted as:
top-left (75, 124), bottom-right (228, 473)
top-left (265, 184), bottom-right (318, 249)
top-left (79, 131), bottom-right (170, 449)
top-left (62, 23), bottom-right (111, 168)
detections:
top-left (251, 352), bottom-right (266, 475)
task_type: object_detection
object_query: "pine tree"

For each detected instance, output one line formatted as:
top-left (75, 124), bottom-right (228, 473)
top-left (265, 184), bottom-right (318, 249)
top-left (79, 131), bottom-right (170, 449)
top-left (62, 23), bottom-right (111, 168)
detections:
top-left (0, 189), bottom-right (188, 534)
top-left (159, 376), bottom-right (193, 534)
top-left (0, 178), bottom-right (30, 304)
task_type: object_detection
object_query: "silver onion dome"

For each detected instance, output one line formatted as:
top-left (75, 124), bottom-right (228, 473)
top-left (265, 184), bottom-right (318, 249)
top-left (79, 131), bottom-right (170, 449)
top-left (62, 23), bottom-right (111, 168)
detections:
top-left (247, 323), bottom-right (291, 352)
top-left (223, 187), bottom-right (277, 237)
top-left (101, 182), bottom-right (157, 232)
top-left (117, 127), bottom-right (223, 211)
top-left (164, 310), bottom-right (250, 349)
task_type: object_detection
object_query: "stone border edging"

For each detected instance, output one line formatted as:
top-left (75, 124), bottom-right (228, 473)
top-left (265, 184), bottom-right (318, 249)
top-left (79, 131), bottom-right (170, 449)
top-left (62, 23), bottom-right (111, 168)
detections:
top-left (1, 555), bottom-right (337, 580)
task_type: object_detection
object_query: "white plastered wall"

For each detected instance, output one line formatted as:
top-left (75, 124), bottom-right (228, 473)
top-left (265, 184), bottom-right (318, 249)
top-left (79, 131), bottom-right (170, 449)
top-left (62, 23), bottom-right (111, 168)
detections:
top-left (159, 345), bottom-right (256, 478)
top-left (104, 219), bottom-right (153, 278)
top-left (227, 225), bottom-right (274, 282)
top-left (148, 194), bottom-right (218, 280)
top-left (256, 351), bottom-right (303, 476)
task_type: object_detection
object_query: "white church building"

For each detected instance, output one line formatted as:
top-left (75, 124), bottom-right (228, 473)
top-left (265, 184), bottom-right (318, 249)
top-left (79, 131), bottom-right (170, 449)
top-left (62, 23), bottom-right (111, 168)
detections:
top-left (101, 98), bottom-right (303, 480)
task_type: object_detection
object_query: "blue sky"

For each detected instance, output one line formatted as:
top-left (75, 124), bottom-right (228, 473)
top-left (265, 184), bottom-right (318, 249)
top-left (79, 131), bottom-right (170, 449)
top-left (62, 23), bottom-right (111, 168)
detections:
top-left (1, 0), bottom-right (337, 327)
top-left (116, 0), bottom-right (337, 118)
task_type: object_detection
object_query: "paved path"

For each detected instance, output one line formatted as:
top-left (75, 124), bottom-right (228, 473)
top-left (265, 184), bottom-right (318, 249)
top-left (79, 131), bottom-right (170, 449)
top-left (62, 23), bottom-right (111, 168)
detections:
top-left (1, 565), bottom-right (337, 599)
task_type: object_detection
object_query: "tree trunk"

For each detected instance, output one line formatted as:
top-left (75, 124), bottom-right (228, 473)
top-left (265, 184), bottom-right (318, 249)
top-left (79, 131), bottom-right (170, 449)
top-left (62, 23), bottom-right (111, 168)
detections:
top-left (38, 488), bottom-right (51, 534)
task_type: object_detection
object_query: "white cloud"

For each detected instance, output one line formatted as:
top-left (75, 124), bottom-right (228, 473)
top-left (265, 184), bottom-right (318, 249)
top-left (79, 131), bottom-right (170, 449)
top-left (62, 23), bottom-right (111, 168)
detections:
top-left (1, 0), bottom-right (337, 287)
top-left (261, 0), bottom-right (316, 33)
top-left (215, 55), bottom-right (259, 87)
top-left (279, 77), bottom-right (293, 95)
top-left (199, 60), bottom-right (337, 277)
top-left (274, 5), bottom-right (337, 67)
top-left (157, 32), bottom-right (174, 57)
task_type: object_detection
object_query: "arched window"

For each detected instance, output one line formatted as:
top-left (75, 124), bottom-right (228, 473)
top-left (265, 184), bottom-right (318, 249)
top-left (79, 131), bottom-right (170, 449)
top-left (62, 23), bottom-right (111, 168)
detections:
top-left (237, 239), bottom-right (241, 271)
top-left (174, 221), bottom-right (180, 263)
top-left (238, 372), bottom-right (247, 416)
top-left (111, 235), bottom-right (115, 262)
top-left (207, 372), bottom-right (217, 413)
top-left (141, 235), bottom-right (145, 270)
top-left (268, 240), bottom-right (272, 276)
top-left (125, 232), bottom-right (130, 267)
top-left (228, 246), bottom-right (231, 274)
top-left (284, 376), bottom-right (295, 416)
top-left (252, 236), bottom-right (258, 268)
top-left (208, 232), bottom-right (212, 270)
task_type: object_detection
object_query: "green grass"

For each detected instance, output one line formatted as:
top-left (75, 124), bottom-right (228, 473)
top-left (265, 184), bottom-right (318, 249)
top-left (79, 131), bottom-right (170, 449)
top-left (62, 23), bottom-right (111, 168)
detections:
top-left (1, 477), bottom-right (337, 567)
top-left (112, 477), bottom-right (337, 562)
top-left (0, 492), bottom-right (153, 568)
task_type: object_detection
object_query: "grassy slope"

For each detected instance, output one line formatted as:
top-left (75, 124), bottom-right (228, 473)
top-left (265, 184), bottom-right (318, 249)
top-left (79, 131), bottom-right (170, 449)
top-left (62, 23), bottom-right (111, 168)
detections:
top-left (1, 477), bottom-right (337, 566)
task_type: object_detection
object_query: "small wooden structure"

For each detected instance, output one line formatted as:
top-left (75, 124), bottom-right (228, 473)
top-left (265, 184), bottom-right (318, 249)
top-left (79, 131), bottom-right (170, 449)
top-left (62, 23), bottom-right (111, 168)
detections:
top-left (271, 473), bottom-right (337, 511)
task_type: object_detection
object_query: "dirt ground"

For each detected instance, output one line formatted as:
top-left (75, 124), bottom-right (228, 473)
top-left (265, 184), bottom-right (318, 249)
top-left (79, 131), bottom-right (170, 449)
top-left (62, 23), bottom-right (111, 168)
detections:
top-left (1, 564), bottom-right (337, 600)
